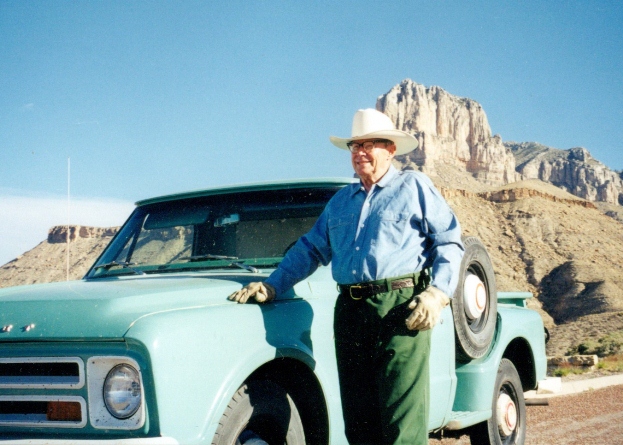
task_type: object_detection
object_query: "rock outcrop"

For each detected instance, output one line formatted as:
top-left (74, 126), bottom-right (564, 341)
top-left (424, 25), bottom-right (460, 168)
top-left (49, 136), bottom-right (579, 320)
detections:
top-left (48, 225), bottom-right (119, 243)
top-left (0, 226), bottom-right (118, 288)
top-left (506, 142), bottom-right (623, 205)
top-left (377, 79), bottom-right (623, 208)
top-left (377, 79), bottom-right (520, 186)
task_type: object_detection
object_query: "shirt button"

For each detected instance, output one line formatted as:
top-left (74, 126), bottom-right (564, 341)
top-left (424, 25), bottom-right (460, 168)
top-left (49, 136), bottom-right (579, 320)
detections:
top-left (352, 270), bottom-right (356, 274)
top-left (355, 247), bottom-right (360, 251)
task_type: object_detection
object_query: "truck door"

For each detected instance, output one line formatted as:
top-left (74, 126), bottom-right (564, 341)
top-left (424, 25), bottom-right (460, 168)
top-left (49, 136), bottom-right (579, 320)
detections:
top-left (428, 305), bottom-right (457, 429)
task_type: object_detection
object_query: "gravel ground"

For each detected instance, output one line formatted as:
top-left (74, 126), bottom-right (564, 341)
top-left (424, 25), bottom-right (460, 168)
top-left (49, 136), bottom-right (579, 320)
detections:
top-left (429, 384), bottom-right (623, 444)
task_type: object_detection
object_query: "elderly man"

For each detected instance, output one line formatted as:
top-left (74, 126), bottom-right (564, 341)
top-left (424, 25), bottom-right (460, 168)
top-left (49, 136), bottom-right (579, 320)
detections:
top-left (230, 108), bottom-right (464, 444)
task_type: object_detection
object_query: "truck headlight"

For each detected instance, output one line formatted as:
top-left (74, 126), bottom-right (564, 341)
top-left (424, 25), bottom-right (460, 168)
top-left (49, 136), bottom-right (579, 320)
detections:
top-left (103, 364), bottom-right (142, 419)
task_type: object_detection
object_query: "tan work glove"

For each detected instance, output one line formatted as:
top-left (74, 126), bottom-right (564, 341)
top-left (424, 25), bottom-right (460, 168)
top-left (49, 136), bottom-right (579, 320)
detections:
top-left (405, 286), bottom-right (450, 331)
top-left (228, 282), bottom-right (276, 304)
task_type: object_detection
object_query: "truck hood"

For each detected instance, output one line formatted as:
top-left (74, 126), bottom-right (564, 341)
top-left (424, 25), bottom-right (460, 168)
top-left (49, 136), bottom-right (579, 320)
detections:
top-left (0, 273), bottom-right (265, 341)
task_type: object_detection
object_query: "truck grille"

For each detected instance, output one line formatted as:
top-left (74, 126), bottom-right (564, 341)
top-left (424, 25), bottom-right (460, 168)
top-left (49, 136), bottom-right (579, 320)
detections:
top-left (0, 357), bottom-right (84, 388)
top-left (0, 355), bottom-right (144, 430)
top-left (0, 396), bottom-right (86, 428)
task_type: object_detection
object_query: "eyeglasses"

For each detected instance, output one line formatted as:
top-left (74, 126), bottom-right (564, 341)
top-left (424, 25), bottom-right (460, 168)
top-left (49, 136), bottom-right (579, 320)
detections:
top-left (346, 139), bottom-right (390, 153)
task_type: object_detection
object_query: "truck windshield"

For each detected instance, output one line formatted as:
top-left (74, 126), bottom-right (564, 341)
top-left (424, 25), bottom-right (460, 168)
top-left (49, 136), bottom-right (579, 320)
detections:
top-left (86, 187), bottom-right (340, 278)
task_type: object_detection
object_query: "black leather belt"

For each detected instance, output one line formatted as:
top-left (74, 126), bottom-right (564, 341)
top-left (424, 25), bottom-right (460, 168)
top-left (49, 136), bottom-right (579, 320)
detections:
top-left (339, 278), bottom-right (415, 300)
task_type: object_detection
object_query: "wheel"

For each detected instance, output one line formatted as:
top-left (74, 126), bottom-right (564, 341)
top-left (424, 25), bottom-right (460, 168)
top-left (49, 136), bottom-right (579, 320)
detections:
top-left (452, 236), bottom-right (497, 360)
top-left (469, 359), bottom-right (526, 445)
top-left (544, 327), bottom-right (550, 344)
top-left (212, 380), bottom-right (306, 445)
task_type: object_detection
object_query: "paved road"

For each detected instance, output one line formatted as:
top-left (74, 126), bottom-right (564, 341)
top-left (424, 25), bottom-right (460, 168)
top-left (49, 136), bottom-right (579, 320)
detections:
top-left (429, 384), bottom-right (623, 444)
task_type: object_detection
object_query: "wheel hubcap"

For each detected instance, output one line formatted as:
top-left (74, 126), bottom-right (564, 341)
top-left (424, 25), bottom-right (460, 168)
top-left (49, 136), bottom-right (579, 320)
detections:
top-left (497, 393), bottom-right (517, 437)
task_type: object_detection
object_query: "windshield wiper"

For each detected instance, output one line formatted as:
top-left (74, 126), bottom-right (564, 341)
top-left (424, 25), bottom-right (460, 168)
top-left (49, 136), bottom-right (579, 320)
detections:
top-left (180, 254), bottom-right (259, 273)
top-left (231, 262), bottom-right (259, 273)
top-left (182, 254), bottom-right (239, 261)
top-left (94, 261), bottom-right (146, 276)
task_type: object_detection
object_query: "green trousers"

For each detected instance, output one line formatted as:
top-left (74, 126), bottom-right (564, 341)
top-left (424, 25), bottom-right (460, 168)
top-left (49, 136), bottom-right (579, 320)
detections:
top-left (334, 273), bottom-right (431, 445)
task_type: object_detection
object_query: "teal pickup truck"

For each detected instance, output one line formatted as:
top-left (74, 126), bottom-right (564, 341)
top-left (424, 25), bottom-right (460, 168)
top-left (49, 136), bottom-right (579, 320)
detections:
top-left (0, 178), bottom-right (546, 445)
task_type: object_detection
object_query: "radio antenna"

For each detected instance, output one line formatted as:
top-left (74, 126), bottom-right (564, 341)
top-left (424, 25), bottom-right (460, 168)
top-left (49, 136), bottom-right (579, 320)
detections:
top-left (66, 157), bottom-right (70, 281)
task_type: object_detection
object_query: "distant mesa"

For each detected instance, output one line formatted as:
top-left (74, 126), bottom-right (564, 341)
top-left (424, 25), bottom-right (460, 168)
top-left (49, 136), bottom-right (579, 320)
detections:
top-left (0, 225), bottom-right (119, 288)
top-left (47, 225), bottom-right (119, 243)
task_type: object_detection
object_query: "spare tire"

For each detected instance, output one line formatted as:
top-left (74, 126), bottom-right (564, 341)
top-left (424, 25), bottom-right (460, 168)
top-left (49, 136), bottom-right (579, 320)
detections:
top-left (452, 236), bottom-right (497, 361)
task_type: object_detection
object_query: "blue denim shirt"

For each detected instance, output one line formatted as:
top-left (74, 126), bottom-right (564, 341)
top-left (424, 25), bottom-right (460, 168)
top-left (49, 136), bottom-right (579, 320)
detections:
top-left (266, 165), bottom-right (464, 297)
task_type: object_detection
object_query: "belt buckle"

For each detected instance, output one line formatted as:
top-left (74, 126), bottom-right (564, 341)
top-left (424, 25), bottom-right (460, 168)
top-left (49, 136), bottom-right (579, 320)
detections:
top-left (349, 285), bottom-right (363, 300)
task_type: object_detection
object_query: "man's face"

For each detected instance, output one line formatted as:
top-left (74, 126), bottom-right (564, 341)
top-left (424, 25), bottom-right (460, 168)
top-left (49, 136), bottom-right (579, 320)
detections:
top-left (349, 139), bottom-right (396, 187)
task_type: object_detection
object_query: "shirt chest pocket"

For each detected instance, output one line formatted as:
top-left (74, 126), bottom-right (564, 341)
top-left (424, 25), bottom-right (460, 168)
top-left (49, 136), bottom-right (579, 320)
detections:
top-left (328, 214), bottom-right (355, 251)
top-left (371, 211), bottom-right (410, 247)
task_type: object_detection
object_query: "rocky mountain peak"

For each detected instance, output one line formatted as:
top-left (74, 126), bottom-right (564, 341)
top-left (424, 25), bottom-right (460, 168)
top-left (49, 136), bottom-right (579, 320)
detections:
top-left (378, 79), bottom-right (623, 208)
top-left (569, 147), bottom-right (590, 162)
top-left (376, 79), bottom-right (520, 186)
top-left (505, 141), bottom-right (623, 205)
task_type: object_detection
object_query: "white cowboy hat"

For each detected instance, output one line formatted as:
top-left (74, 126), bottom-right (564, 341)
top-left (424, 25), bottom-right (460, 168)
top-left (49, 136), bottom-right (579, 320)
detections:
top-left (329, 108), bottom-right (418, 155)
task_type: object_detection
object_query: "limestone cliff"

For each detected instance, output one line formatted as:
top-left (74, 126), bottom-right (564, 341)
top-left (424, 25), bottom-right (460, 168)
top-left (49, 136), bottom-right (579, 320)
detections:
top-left (48, 225), bottom-right (118, 243)
top-left (376, 79), bottom-right (520, 186)
top-left (506, 141), bottom-right (623, 205)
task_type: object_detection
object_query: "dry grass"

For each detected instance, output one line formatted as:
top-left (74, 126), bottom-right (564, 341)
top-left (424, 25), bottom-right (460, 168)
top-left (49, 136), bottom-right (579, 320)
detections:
top-left (549, 362), bottom-right (590, 378)
top-left (547, 354), bottom-right (623, 381)
top-left (598, 354), bottom-right (623, 373)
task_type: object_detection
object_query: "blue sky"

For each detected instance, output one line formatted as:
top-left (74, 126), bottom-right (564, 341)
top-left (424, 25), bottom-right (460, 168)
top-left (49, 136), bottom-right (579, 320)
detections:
top-left (1, 1), bottom-right (622, 266)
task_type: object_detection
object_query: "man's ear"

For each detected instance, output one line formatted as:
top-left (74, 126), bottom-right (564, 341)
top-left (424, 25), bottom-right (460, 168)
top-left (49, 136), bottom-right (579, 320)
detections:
top-left (388, 144), bottom-right (397, 157)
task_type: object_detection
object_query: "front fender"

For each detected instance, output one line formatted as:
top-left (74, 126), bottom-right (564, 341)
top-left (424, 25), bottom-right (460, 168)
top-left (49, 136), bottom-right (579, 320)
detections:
top-left (125, 297), bottom-right (319, 445)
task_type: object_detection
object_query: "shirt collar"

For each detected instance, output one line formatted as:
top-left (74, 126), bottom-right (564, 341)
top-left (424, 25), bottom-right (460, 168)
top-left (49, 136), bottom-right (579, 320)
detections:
top-left (350, 164), bottom-right (399, 197)
top-left (376, 164), bottom-right (399, 188)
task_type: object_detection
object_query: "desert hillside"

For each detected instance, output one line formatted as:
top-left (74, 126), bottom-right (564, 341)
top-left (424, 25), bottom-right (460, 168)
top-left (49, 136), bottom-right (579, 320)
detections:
top-left (431, 166), bottom-right (623, 356)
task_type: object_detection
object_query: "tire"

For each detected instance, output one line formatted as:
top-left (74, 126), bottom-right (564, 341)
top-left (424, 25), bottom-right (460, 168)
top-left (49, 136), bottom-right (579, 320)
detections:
top-left (452, 236), bottom-right (497, 360)
top-left (211, 380), bottom-right (306, 445)
top-left (469, 359), bottom-right (526, 445)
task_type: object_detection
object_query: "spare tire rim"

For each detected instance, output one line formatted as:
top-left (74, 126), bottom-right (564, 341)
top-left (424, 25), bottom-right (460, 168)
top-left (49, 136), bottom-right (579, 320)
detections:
top-left (463, 273), bottom-right (487, 319)
top-left (465, 264), bottom-right (490, 333)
